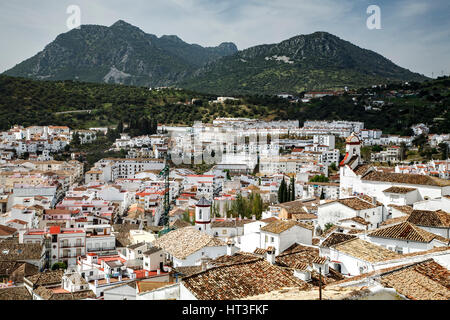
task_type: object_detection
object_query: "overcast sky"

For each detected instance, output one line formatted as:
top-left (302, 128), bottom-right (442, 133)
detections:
top-left (1, 0), bottom-right (449, 77)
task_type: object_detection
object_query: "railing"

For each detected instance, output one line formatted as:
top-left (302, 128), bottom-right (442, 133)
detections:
top-left (60, 244), bottom-right (84, 248)
top-left (87, 247), bottom-right (116, 253)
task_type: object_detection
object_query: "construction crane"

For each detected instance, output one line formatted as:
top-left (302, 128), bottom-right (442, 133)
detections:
top-left (158, 154), bottom-right (174, 237)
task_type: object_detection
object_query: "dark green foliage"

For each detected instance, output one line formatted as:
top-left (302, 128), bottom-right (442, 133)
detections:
top-left (182, 32), bottom-right (428, 95)
top-left (0, 75), bottom-right (448, 136)
top-left (278, 178), bottom-right (289, 203)
top-left (4, 20), bottom-right (237, 88)
top-left (310, 175), bottom-right (330, 183)
top-left (51, 262), bottom-right (67, 270)
top-left (230, 193), bottom-right (264, 219)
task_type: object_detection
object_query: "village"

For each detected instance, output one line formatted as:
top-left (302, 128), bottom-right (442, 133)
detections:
top-left (0, 116), bottom-right (449, 301)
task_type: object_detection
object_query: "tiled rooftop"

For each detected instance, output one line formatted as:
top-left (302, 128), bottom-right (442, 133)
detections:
top-left (182, 258), bottom-right (310, 300)
top-left (261, 220), bottom-right (314, 234)
top-left (368, 222), bottom-right (448, 243)
top-left (407, 209), bottom-right (450, 228)
top-left (380, 259), bottom-right (450, 300)
top-left (362, 171), bottom-right (450, 187)
top-left (332, 238), bottom-right (401, 263)
top-left (152, 227), bottom-right (226, 260)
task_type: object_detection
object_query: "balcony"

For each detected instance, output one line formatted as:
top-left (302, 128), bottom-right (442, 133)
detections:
top-left (87, 247), bottom-right (116, 253)
top-left (60, 243), bottom-right (84, 248)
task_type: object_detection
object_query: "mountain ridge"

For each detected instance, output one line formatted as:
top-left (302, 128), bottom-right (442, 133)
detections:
top-left (4, 20), bottom-right (428, 93)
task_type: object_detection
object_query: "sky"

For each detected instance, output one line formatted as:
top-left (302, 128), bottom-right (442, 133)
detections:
top-left (1, 0), bottom-right (449, 77)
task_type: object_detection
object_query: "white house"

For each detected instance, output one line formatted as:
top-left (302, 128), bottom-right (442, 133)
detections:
top-left (259, 220), bottom-right (314, 255)
top-left (406, 209), bottom-right (450, 239)
top-left (364, 221), bottom-right (449, 254)
top-left (317, 197), bottom-right (384, 230)
top-left (151, 227), bottom-right (227, 267)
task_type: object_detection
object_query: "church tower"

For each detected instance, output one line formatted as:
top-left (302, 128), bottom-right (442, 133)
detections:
top-left (195, 197), bottom-right (212, 233)
top-left (340, 132), bottom-right (361, 168)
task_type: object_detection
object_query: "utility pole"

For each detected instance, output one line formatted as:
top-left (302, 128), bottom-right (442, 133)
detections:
top-left (319, 267), bottom-right (322, 300)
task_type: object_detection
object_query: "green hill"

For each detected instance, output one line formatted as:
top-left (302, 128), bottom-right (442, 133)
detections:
top-left (0, 75), bottom-right (448, 135)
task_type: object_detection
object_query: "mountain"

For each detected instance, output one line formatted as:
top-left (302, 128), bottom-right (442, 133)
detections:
top-left (4, 23), bottom-right (427, 93)
top-left (3, 20), bottom-right (238, 87)
top-left (182, 31), bottom-right (428, 95)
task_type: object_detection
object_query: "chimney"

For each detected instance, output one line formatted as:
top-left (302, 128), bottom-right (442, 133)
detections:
top-left (118, 275), bottom-right (122, 282)
top-left (145, 271), bottom-right (149, 277)
top-left (106, 276), bottom-right (110, 284)
top-left (372, 196), bottom-right (377, 205)
top-left (157, 269), bottom-right (161, 275)
top-left (226, 239), bottom-right (234, 256)
top-left (94, 280), bottom-right (98, 287)
top-left (266, 247), bottom-right (276, 265)
top-left (252, 215), bottom-right (256, 221)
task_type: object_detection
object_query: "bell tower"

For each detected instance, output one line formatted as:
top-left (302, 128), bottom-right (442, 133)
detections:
top-left (195, 197), bottom-right (211, 233)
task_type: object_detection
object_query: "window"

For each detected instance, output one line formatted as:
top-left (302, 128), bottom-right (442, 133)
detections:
top-left (270, 237), bottom-right (274, 243)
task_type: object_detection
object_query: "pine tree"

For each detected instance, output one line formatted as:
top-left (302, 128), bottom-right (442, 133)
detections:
top-left (117, 120), bottom-right (124, 134)
top-left (278, 178), bottom-right (288, 203)
top-left (290, 177), bottom-right (296, 201)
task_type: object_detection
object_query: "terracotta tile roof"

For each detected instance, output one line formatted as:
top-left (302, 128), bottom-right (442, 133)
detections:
top-left (383, 187), bottom-right (417, 194)
top-left (407, 210), bottom-right (450, 228)
top-left (339, 216), bottom-right (370, 226)
top-left (333, 197), bottom-right (378, 210)
top-left (173, 266), bottom-right (203, 277)
top-left (0, 286), bottom-right (32, 300)
top-left (388, 205), bottom-right (414, 215)
top-left (276, 244), bottom-right (320, 267)
top-left (320, 225), bottom-right (338, 239)
top-left (368, 222), bottom-right (448, 243)
top-left (260, 220), bottom-right (314, 234)
top-left (0, 225), bottom-right (17, 236)
top-left (380, 259), bottom-right (450, 300)
top-left (291, 213), bottom-right (317, 221)
top-left (0, 242), bottom-right (43, 261)
top-left (210, 253), bottom-right (261, 267)
top-left (332, 238), bottom-right (401, 263)
top-left (136, 281), bottom-right (174, 294)
top-left (260, 217), bottom-right (278, 223)
top-left (312, 256), bottom-right (328, 264)
top-left (320, 233), bottom-right (357, 248)
top-left (278, 200), bottom-right (307, 215)
top-left (181, 258), bottom-right (311, 300)
top-left (253, 248), bottom-right (268, 255)
top-left (152, 227), bottom-right (226, 260)
top-left (25, 270), bottom-right (64, 288)
top-left (210, 219), bottom-right (253, 228)
top-left (362, 171), bottom-right (450, 187)
top-left (169, 219), bottom-right (192, 229)
top-left (112, 224), bottom-right (139, 247)
top-left (353, 164), bottom-right (372, 176)
top-left (34, 287), bottom-right (96, 300)
top-left (380, 216), bottom-right (409, 226)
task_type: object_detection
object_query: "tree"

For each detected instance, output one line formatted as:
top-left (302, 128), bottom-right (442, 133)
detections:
top-left (289, 176), bottom-right (296, 201)
top-left (72, 132), bottom-right (81, 146)
top-left (438, 142), bottom-right (449, 160)
top-left (324, 223), bottom-right (334, 232)
top-left (117, 120), bottom-right (124, 134)
top-left (278, 178), bottom-right (288, 203)
top-left (399, 142), bottom-right (407, 161)
top-left (309, 175), bottom-right (329, 183)
top-left (329, 162), bottom-right (337, 171)
top-left (51, 262), bottom-right (67, 270)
